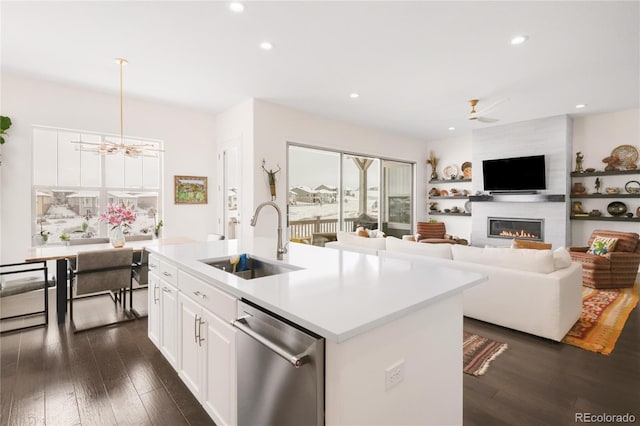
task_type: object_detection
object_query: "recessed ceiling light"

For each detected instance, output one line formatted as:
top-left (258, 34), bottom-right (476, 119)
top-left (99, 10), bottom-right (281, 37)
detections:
top-left (349, 93), bottom-right (360, 99)
top-left (575, 104), bottom-right (587, 109)
top-left (229, 2), bottom-right (244, 13)
top-left (511, 35), bottom-right (529, 45)
top-left (259, 41), bottom-right (273, 50)
top-left (448, 127), bottom-right (455, 131)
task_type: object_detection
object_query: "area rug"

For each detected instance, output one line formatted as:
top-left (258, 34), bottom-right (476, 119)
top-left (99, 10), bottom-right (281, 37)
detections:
top-left (463, 331), bottom-right (508, 376)
top-left (562, 283), bottom-right (639, 355)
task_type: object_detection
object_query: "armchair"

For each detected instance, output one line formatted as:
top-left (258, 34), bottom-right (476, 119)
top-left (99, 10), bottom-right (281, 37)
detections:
top-left (569, 230), bottom-right (640, 289)
top-left (416, 222), bottom-right (465, 244)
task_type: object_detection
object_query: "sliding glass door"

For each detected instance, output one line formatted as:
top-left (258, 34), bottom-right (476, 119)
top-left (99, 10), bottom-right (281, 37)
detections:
top-left (287, 143), bottom-right (413, 244)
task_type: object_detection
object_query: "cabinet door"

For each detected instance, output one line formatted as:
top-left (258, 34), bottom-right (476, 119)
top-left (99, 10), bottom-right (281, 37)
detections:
top-left (147, 272), bottom-right (161, 348)
top-left (178, 293), bottom-right (203, 398)
top-left (160, 281), bottom-right (179, 368)
top-left (202, 310), bottom-right (237, 426)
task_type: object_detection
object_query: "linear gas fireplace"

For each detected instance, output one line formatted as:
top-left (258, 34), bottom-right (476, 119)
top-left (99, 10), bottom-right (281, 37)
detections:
top-left (488, 217), bottom-right (544, 241)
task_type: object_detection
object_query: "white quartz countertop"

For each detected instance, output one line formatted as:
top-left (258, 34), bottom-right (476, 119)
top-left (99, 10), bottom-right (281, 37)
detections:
top-left (147, 238), bottom-right (486, 342)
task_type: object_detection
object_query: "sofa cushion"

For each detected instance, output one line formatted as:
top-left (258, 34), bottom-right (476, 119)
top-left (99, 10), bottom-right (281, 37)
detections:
top-left (336, 231), bottom-right (387, 250)
top-left (553, 247), bottom-right (572, 270)
top-left (512, 239), bottom-right (552, 250)
top-left (586, 236), bottom-right (618, 256)
top-left (385, 236), bottom-right (453, 259)
top-left (451, 245), bottom-right (555, 274)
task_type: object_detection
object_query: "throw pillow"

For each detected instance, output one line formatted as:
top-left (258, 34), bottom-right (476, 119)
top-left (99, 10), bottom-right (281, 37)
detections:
top-left (511, 239), bottom-right (552, 250)
top-left (355, 227), bottom-right (370, 238)
top-left (367, 229), bottom-right (386, 238)
top-left (552, 247), bottom-right (572, 270)
top-left (586, 236), bottom-right (619, 256)
top-left (385, 236), bottom-right (453, 259)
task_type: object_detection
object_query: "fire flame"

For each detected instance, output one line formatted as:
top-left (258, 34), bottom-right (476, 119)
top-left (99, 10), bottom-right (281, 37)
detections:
top-left (499, 230), bottom-right (539, 239)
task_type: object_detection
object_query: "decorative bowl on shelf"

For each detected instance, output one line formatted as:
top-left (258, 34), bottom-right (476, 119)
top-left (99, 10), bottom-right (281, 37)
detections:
top-left (605, 187), bottom-right (621, 194)
top-left (625, 180), bottom-right (640, 194)
top-left (607, 201), bottom-right (627, 216)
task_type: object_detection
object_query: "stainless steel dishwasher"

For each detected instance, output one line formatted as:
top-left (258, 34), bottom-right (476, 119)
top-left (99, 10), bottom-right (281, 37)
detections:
top-left (233, 299), bottom-right (325, 426)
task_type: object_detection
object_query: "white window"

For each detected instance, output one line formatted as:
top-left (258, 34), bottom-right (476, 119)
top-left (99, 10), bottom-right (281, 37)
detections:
top-left (32, 127), bottom-right (163, 245)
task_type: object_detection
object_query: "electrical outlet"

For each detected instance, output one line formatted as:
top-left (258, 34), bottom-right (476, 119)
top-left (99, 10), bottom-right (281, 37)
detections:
top-left (385, 360), bottom-right (405, 391)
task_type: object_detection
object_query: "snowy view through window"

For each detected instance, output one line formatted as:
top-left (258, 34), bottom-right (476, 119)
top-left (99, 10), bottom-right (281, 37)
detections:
top-left (288, 145), bottom-right (380, 241)
top-left (32, 127), bottom-right (162, 245)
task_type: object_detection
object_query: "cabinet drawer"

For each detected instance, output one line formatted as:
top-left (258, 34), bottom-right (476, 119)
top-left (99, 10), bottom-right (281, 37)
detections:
top-left (159, 261), bottom-right (178, 286)
top-left (178, 270), bottom-right (237, 322)
top-left (148, 255), bottom-right (160, 274)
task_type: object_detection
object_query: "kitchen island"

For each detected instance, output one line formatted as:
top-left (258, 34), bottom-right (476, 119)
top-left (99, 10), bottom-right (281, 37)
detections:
top-left (146, 238), bottom-right (486, 425)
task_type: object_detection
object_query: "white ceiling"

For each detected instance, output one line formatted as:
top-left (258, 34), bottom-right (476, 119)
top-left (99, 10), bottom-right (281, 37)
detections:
top-left (2, 1), bottom-right (639, 141)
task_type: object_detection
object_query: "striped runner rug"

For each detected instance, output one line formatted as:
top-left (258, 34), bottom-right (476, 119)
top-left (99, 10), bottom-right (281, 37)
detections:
top-left (562, 283), bottom-right (638, 355)
top-left (463, 332), bottom-right (508, 376)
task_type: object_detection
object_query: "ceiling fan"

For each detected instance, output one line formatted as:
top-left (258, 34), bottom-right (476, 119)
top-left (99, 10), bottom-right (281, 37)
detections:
top-left (468, 98), bottom-right (509, 123)
top-left (72, 58), bottom-right (163, 157)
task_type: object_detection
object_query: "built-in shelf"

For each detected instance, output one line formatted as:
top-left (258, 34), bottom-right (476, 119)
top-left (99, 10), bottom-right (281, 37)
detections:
top-left (570, 193), bottom-right (640, 199)
top-left (469, 194), bottom-right (565, 202)
top-left (570, 215), bottom-right (640, 222)
top-left (428, 178), bottom-right (472, 184)
top-left (429, 195), bottom-right (469, 199)
top-left (570, 170), bottom-right (639, 178)
top-left (429, 212), bottom-right (472, 217)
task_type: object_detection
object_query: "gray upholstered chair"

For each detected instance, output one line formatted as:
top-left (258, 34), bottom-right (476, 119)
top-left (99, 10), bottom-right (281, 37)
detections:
top-left (130, 248), bottom-right (149, 318)
top-left (68, 248), bottom-right (134, 332)
top-left (1, 261), bottom-right (53, 333)
top-left (125, 234), bottom-right (153, 242)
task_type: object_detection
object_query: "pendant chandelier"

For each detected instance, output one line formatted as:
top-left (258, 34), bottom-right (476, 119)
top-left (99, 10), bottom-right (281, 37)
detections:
top-left (73, 58), bottom-right (163, 157)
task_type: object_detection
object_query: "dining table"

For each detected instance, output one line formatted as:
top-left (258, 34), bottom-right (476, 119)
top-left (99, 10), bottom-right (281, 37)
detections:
top-left (25, 237), bottom-right (195, 323)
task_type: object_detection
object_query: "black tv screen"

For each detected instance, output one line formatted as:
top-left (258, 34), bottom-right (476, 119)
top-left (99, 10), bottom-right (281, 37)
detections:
top-left (482, 155), bottom-right (546, 192)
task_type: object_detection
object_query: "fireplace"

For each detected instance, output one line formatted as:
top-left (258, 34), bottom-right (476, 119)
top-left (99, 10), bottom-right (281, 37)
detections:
top-left (487, 217), bottom-right (544, 241)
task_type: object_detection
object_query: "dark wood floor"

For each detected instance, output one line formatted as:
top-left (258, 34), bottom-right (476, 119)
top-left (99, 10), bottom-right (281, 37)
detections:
top-left (463, 284), bottom-right (640, 426)
top-left (0, 289), bottom-right (214, 426)
top-left (1, 285), bottom-right (639, 425)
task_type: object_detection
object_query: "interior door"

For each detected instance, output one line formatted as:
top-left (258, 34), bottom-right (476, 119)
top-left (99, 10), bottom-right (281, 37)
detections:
top-left (222, 147), bottom-right (240, 239)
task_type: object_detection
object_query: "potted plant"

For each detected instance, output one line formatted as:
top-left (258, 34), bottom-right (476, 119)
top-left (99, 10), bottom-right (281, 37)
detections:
top-left (154, 219), bottom-right (164, 238)
top-left (0, 116), bottom-right (11, 145)
top-left (60, 233), bottom-right (71, 246)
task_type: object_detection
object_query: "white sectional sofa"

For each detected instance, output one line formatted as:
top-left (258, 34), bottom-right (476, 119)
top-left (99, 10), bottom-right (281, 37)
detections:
top-left (326, 234), bottom-right (583, 341)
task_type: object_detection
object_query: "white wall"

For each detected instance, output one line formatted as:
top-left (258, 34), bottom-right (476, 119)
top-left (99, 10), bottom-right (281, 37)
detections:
top-left (251, 99), bottom-right (427, 240)
top-left (0, 73), bottom-right (217, 263)
top-left (571, 108), bottom-right (640, 243)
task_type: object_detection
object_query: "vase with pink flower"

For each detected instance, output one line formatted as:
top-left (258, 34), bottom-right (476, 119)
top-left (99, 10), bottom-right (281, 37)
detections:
top-left (99, 203), bottom-right (136, 248)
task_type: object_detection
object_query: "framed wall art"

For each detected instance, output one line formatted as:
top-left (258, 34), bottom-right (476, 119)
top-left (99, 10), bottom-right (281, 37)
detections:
top-left (174, 175), bottom-right (208, 204)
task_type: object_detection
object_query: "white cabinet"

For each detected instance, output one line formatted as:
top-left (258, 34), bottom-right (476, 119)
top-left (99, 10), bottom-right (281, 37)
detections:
top-left (147, 254), bottom-right (179, 369)
top-left (177, 270), bottom-right (237, 426)
top-left (202, 310), bottom-right (236, 426)
top-left (160, 281), bottom-right (179, 367)
top-left (148, 268), bottom-right (160, 348)
top-left (179, 293), bottom-right (204, 397)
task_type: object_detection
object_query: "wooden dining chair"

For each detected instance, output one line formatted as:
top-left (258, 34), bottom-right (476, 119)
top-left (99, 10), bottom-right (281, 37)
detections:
top-left (68, 248), bottom-right (135, 332)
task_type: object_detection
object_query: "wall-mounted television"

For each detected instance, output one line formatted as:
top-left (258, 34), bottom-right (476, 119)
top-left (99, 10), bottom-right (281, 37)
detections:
top-left (482, 155), bottom-right (546, 193)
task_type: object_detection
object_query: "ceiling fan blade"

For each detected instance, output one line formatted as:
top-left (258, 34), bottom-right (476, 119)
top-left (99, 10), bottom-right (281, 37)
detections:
top-left (475, 97), bottom-right (510, 116)
top-left (477, 116), bottom-right (500, 123)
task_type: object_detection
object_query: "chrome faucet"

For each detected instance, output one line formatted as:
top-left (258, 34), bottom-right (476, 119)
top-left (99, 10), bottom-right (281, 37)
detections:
top-left (250, 201), bottom-right (287, 260)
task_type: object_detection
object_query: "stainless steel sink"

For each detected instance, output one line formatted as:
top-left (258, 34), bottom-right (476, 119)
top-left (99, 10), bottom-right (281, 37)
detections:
top-left (199, 255), bottom-right (300, 280)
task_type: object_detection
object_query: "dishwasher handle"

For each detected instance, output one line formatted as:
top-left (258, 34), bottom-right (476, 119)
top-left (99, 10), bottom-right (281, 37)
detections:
top-left (232, 318), bottom-right (309, 368)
